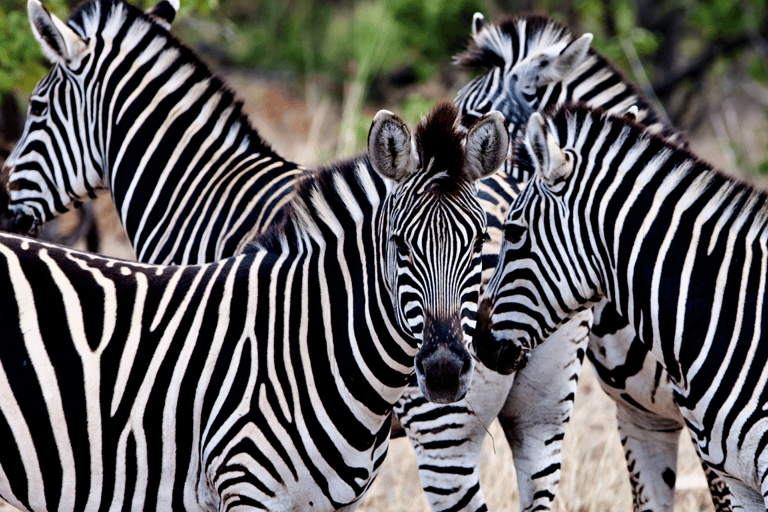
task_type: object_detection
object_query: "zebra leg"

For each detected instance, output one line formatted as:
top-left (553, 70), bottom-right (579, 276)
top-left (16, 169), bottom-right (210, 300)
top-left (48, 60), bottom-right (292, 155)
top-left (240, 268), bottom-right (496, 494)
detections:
top-left (394, 362), bottom-right (515, 511)
top-left (701, 454), bottom-right (732, 511)
top-left (496, 310), bottom-right (592, 512)
top-left (589, 299), bottom-right (690, 511)
top-left (720, 476), bottom-right (764, 511)
top-left (591, 302), bottom-right (734, 512)
top-left (615, 401), bottom-right (682, 512)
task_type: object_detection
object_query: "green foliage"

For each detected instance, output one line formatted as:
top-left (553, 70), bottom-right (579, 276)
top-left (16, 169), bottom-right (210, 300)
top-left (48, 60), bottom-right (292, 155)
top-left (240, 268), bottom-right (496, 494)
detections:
top-left (234, 1), bottom-right (333, 74)
top-left (0, 0), bottom-right (213, 102)
top-left (234, 0), bottom-right (483, 92)
top-left (749, 54), bottom-right (768, 85)
top-left (176, 0), bottom-right (218, 17)
top-left (572, 0), bottom-right (660, 76)
top-left (389, 0), bottom-right (484, 80)
top-left (398, 94), bottom-right (440, 125)
top-left (0, 0), bottom-right (67, 99)
top-left (689, 0), bottom-right (761, 40)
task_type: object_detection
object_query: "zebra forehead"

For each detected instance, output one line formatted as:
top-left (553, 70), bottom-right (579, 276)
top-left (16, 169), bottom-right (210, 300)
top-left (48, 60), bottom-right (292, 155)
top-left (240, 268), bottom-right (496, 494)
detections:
top-left (398, 201), bottom-right (483, 242)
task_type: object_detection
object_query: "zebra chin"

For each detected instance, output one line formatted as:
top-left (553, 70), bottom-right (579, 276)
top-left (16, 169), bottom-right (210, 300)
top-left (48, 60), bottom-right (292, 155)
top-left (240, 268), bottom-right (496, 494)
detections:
top-left (0, 185), bottom-right (40, 236)
top-left (472, 298), bottom-right (531, 375)
top-left (0, 210), bottom-right (41, 237)
top-left (414, 311), bottom-right (474, 404)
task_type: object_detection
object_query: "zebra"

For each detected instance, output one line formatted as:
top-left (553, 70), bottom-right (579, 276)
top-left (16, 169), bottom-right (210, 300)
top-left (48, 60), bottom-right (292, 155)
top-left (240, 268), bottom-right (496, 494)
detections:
top-left (1, 2), bottom-right (598, 510)
top-left (477, 104), bottom-right (768, 510)
top-left (447, 12), bottom-right (733, 512)
top-left (0, 101), bottom-right (509, 511)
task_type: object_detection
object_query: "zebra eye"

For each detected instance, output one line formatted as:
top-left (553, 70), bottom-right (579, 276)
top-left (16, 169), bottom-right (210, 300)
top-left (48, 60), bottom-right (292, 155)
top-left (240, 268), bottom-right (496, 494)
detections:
top-left (29, 100), bottom-right (47, 117)
top-left (391, 234), bottom-right (410, 256)
top-left (504, 223), bottom-right (526, 244)
top-left (474, 232), bottom-right (488, 251)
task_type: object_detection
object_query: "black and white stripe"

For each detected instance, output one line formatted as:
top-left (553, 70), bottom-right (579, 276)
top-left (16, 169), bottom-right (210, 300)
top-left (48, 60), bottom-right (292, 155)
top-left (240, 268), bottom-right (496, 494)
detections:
top-left (479, 105), bottom-right (768, 510)
top-left (0, 102), bottom-right (506, 511)
top-left (1, 2), bottom-right (542, 509)
top-left (2, 2), bottom-right (608, 509)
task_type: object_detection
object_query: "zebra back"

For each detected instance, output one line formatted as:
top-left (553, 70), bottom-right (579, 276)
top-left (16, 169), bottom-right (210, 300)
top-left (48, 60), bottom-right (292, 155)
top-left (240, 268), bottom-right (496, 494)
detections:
top-left (453, 13), bottom-right (687, 181)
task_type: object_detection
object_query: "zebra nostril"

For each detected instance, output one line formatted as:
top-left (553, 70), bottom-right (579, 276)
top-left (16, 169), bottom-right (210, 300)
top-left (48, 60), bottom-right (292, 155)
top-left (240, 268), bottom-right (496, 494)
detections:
top-left (460, 353), bottom-right (472, 377)
top-left (13, 214), bottom-right (38, 237)
top-left (415, 356), bottom-right (425, 377)
top-left (0, 184), bottom-right (8, 215)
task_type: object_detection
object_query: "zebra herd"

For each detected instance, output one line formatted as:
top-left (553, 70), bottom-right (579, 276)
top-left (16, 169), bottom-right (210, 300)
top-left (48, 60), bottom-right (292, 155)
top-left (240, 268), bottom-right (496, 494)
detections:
top-left (0, 0), bottom-right (765, 510)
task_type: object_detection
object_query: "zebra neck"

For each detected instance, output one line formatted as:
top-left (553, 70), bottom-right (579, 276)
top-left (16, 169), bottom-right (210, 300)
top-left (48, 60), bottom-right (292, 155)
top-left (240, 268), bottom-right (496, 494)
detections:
top-left (82, 3), bottom-right (301, 264)
top-left (576, 125), bottom-right (768, 388)
top-left (251, 156), bottom-right (417, 407)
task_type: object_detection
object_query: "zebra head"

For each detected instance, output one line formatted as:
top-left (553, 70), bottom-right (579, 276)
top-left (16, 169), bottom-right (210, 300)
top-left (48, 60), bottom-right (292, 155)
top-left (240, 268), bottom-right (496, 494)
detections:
top-left (368, 103), bottom-right (508, 403)
top-left (453, 13), bottom-right (592, 150)
top-left (475, 111), bottom-right (603, 375)
top-left (0, 0), bottom-right (177, 236)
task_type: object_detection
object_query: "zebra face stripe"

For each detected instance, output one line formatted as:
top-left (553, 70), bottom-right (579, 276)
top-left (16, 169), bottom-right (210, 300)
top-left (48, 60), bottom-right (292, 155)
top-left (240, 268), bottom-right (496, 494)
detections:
top-left (385, 176), bottom-right (487, 404)
top-left (387, 181), bottom-right (487, 338)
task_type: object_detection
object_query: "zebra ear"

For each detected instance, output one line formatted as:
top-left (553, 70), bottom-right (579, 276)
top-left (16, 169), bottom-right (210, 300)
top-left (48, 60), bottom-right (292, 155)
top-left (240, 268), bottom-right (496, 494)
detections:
top-left (146, 0), bottom-right (179, 30)
top-left (533, 33), bottom-right (593, 87)
top-left (368, 110), bottom-right (414, 183)
top-left (28, 0), bottom-right (86, 65)
top-left (464, 110), bottom-right (509, 181)
top-left (525, 113), bottom-right (569, 184)
top-left (471, 12), bottom-right (487, 38)
top-left (625, 105), bottom-right (639, 122)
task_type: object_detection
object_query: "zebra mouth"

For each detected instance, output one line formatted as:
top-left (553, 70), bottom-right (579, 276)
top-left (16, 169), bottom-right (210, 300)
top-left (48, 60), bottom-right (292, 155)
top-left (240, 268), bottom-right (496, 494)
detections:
top-left (0, 211), bottom-right (41, 237)
top-left (414, 344), bottom-right (474, 404)
top-left (414, 311), bottom-right (474, 404)
top-left (472, 299), bottom-right (530, 374)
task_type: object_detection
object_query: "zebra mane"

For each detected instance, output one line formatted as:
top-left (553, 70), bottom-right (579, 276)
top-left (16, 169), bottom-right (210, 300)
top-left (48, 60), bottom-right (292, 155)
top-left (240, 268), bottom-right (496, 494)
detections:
top-left (515, 104), bottom-right (768, 213)
top-left (246, 157), bottom-right (379, 251)
top-left (249, 103), bottom-right (474, 251)
top-left (65, 0), bottom-right (276, 155)
top-left (413, 102), bottom-right (467, 192)
top-left (454, 14), bottom-right (574, 70)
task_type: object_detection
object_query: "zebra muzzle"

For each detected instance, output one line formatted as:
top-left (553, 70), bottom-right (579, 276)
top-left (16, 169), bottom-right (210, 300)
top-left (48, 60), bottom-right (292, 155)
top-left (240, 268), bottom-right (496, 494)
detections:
top-left (414, 312), bottom-right (474, 404)
top-left (473, 298), bottom-right (530, 375)
top-left (0, 210), bottom-right (41, 237)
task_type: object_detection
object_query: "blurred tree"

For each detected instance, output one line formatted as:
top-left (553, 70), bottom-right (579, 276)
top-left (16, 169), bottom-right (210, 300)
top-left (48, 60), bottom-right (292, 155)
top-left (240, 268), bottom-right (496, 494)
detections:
top-left (0, 0), bottom-right (215, 103)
